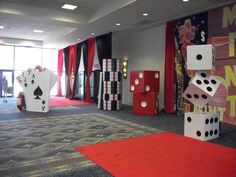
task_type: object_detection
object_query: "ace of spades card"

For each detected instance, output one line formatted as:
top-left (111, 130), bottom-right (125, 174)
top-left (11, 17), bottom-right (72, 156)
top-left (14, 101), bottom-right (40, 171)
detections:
top-left (24, 69), bottom-right (51, 112)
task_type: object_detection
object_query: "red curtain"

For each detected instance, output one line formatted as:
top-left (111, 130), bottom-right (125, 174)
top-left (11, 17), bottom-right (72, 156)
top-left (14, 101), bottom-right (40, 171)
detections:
top-left (67, 45), bottom-right (77, 99)
top-left (57, 49), bottom-right (64, 96)
top-left (85, 38), bottom-right (96, 101)
top-left (164, 21), bottom-right (175, 113)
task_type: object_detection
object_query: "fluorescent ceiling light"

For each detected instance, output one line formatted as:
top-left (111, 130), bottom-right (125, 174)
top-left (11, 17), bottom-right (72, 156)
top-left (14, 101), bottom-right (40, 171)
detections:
top-left (33, 29), bottom-right (44, 33)
top-left (182, 0), bottom-right (189, 2)
top-left (116, 23), bottom-right (121, 26)
top-left (61, 4), bottom-right (78, 10)
top-left (91, 33), bottom-right (95, 35)
top-left (142, 13), bottom-right (149, 16)
top-left (0, 26), bottom-right (4, 29)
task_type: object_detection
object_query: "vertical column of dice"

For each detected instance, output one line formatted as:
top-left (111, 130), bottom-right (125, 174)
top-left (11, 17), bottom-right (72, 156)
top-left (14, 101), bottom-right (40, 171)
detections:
top-left (130, 70), bottom-right (160, 116)
top-left (183, 44), bottom-right (220, 141)
top-left (102, 59), bottom-right (122, 110)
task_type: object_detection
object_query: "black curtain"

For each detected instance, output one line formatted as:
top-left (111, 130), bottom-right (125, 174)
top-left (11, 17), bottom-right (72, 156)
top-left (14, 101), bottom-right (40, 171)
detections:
top-left (64, 47), bottom-right (69, 76)
top-left (72, 43), bottom-right (82, 99)
top-left (63, 47), bottom-right (69, 97)
top-left (83, 40), bottom-right (88, 77)
top-left (96, 32), bottom-right (112, 70)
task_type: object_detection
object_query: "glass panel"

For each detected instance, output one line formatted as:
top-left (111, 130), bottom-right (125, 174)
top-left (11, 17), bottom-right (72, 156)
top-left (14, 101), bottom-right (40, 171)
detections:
top-left (90, 72), bottom-right (94, 98)
top-left (14, 70), bottom-right (23, 96)
top-left (15, 46), bottom-right (42, 70)
top-left (0, 45), bottom-right (14, 70)
top-left (1, 71), bottom-right (13, 97)
top-left (61, 72), bottom-right (66, 96)
top-left (78, 71), bottom-right (84, 97)
top-left (42, 49), bottom-right (58, 72)
top-left (50, 71), bottom-right (58, 96)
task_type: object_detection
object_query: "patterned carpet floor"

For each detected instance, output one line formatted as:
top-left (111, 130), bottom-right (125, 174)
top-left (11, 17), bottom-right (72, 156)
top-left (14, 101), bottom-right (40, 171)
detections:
top-left (1, 98), bottom-right (236, 176)
top-left (0, 112), bottom-right (162, 177)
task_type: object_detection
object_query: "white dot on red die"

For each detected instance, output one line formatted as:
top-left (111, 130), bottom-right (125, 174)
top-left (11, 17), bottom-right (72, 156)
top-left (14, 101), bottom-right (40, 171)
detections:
top-left (139, 72), bottom-right (143, 79)
top-left (135, 79), bottom-right (139, 85)
top-left (130, 85), bottom-right (135, 91)
top-left (145, 85), bottom-right (150, 92)
top-left (154, 73), bottom-right (159, 79)
top-left (141, 101), bottom-right (147, 108)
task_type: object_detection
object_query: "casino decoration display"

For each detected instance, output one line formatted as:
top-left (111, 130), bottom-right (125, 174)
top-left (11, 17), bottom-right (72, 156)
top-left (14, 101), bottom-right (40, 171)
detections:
top-left (183, 44), bottom-right (227, 141)
top-left (16, 66), bottom-right (58, 113)
top-left (130, 70), bottom-right (160, 116)
top-left (102, 59), bottom-right (122, 110)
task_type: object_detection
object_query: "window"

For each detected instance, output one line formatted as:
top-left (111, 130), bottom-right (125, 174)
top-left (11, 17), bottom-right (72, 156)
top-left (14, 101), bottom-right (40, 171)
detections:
top-left (0, 45), bottom-right (14, 70)
top-left (15, 46), bottom-right (42, 70)
top-left (42, 49), bottom-right (58, 71)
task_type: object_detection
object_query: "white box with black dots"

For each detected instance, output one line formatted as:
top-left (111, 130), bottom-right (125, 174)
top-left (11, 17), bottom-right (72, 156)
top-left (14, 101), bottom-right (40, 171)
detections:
top-left (184, 112), bottom-right (219, 141)
top-left (182, 71), bottom-right (220, 108)
top-left (187, 44), bottom-right (215, 70)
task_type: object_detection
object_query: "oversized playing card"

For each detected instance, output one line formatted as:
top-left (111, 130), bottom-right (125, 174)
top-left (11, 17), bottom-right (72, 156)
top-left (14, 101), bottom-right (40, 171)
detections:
top-left (17, 67), bottom-right (58, 113)
top-left (21, 69), bottom-right (50, 112)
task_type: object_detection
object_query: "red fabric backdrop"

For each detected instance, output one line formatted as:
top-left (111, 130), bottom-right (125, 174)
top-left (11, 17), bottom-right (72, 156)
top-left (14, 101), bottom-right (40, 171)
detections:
top-left (57, 49), bottom-right (64, 96)
top-left (85, 38), bottom-right (96, 101)
top-left (67, 45), bottom-right (77, 99)
top-left (164, 21), bottom-right (175, 113)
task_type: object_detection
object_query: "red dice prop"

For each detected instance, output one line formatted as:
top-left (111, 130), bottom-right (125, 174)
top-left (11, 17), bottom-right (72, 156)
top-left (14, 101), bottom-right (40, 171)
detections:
top-left (130, 70), bottom-right (160, 93)
top-left (133, 92), bottom-right (158, 116)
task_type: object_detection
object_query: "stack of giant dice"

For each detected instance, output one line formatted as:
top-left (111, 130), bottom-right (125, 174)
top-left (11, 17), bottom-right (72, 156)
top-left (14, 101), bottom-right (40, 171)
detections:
top-left (102, 58), bottom-right (122, 110)
top-left (130, 70), bottom-right (160, 116)
top-left (183, 44), bottom-right (227, 141)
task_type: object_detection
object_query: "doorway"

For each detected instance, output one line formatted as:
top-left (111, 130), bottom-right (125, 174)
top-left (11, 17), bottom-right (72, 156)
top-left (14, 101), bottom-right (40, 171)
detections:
top-left (0, 70), bottom-right (14, 97)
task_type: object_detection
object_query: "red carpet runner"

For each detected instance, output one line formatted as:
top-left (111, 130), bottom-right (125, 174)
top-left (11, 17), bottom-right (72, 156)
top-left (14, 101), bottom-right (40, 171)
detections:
top-left (49, 97), bottom-right (92, 107)
top-left (76, 132), bottom-right (236, 177)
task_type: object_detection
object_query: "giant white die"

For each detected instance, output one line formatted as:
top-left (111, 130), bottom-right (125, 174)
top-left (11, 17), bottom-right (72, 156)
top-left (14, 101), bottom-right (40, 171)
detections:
top-left (184, 112), bottom-right (220, 141)
top-left (183, 72), bottom-right (220, 108)
top-left (187, 44), bottom-right (215, 70)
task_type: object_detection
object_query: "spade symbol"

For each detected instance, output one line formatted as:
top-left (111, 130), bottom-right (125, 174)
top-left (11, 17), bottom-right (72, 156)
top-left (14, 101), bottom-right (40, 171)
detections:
top-left (34, 86), bottom-right (43, 99)
top-left (31, 79), bottom-right (35, 84)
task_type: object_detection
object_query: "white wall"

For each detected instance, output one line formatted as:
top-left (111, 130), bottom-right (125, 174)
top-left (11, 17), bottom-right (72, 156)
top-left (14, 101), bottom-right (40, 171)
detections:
top-left (112, 25), bottom-right (166, 109)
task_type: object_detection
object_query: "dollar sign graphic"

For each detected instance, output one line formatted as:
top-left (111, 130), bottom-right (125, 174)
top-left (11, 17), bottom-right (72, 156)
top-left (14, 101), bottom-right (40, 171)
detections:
top-left (201, 30), bottom-right (205, 42)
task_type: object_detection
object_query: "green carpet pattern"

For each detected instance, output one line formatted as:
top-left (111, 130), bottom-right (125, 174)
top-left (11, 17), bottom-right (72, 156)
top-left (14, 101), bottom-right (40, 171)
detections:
top-left (0, 113), bottom-right (162, 177)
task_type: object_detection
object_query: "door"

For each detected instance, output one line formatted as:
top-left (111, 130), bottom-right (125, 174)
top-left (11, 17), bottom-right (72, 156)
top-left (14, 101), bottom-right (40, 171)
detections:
top-left (0, 70), bottom-right (14, 97)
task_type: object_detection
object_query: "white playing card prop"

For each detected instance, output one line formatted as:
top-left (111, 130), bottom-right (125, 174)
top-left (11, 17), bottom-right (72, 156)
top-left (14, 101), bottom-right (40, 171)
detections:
top-left (183, 44), bottom-right (227, 141)
top-left (16, 66), bottom-right (58, 113)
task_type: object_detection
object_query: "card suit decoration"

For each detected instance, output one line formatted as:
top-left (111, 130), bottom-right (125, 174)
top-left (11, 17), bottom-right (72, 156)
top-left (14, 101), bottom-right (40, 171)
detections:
top-left (34, 86), bottom-right (43, 99)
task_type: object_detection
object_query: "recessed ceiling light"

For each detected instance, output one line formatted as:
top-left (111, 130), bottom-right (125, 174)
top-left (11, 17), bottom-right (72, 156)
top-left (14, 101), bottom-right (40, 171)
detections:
top-left (182, 0), bottom-right (189, 2)
top-left (61, 4), bottom-right (78, 10)
top-left (0, 26), bottom-right (4, 29)
top-left (77, 38), bottom-right (81, 41)
top-left (116, 23), bottom-right (121, 26)
top-left (142, 13), bottom-right (149, 16)
top-left (91, 33), bottom-right (95, 35)
top-left (33, 29), bottom-right (44, 33)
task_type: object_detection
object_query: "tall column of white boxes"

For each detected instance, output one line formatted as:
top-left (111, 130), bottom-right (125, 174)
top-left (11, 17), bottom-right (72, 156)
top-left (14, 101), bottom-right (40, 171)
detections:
top-left (102, 59), bottom-right (122, 110)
